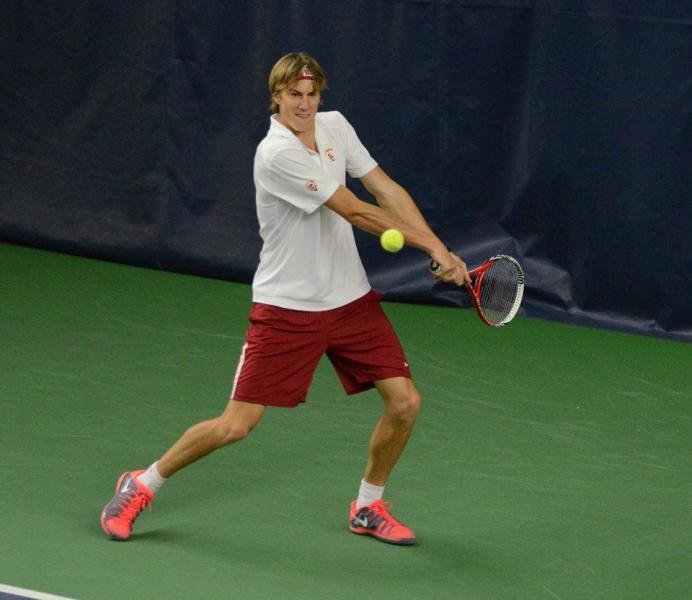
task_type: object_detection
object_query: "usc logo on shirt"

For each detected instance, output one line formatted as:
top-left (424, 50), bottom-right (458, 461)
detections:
top-left (325, 148), bottom-right (336, 162)
top-left (305, 180), bottom-right (318, 192)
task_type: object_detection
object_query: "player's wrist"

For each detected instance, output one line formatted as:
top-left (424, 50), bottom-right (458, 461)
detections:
top-left (429, 242), bottom-right (451, 263)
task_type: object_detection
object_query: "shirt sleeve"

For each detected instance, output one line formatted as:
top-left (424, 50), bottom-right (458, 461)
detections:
top-left (262, 146), bottom-right (340, 214)
top-left (338, 113), bottom-right (378, 179)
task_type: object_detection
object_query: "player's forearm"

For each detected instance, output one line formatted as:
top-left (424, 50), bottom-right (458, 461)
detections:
top-left (353, 206), bottom-right (440, 253)
top-left (325, 188), bottom-right (445, 256)
top-left (374, 184), bottom-right (435, 239)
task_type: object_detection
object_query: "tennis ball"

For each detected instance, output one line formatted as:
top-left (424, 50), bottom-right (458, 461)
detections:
top-left (380, 228), bottom-right (405, 253)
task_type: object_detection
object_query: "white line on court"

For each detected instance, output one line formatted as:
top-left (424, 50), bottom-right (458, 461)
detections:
top-left (0, 583), bottom-right (77, 600)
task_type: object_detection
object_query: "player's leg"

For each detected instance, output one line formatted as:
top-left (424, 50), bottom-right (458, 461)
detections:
top-left (324, 291), bottom-right (419, 545)
top-left (100, 301), bottom-right (324, 541)
top-left (100, 398), bottom-right (264, 541)
top-left (156, 399), bottom-right (265, 478)
top-left (348, 376), bottom-right (420, 545)
top-left (325, 291), bottom-right (419, 488)
top-left (364, 376), bottom-right (421, 486)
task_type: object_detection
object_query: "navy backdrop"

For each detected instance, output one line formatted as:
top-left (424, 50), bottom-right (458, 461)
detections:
top-left (1, 1), bottom-right (690, 341)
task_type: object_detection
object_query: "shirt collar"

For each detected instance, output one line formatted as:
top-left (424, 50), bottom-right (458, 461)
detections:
top-left (269, 114), bottom-right (296, 139)
top-left (269, 114), bottom-right (321, 154)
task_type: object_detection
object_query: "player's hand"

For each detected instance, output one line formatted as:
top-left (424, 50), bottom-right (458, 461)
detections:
top-left (451, 252), bottom-right (471, 286)
top-left (430, 249), bottom-right (471, 286)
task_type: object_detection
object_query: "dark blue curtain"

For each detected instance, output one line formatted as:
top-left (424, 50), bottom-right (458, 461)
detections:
top-left (1, 1), bottom-right (690, 341)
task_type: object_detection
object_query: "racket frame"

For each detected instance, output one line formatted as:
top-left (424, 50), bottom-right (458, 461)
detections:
top-left (430, 254), bottom-right (525, 327)
top-left (467, 255), bottom-right (524, 327)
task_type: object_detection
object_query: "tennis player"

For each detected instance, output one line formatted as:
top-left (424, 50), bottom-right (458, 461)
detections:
top-left (100, 52), bottom-right (469, 546)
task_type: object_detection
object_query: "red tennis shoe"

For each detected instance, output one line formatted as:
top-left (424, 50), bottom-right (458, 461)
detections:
top-left (100, 470), bottom-right (153, 540)
top-left (349, 499), bottom-right (416, 545)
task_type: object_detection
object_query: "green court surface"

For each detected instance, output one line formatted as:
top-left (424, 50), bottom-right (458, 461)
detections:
top-left (1, 242), bottom-right (690, 599)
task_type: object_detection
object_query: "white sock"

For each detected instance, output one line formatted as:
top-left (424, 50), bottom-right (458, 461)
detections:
top-left (136, 462), bottom-right (167, 495)
top-left (356, 479), bottom-right (385, 509)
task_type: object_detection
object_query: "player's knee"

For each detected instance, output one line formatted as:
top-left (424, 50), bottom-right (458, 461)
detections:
top-left (229, 427), bottom-right (250, 444)
top-left (215, 402), bottom-right (264, 447)
top-left (216, 417), bottom-right (259, 447)
top-left (389, 387), bottom-right (421, 423)
top-left (217, 422), bottom-right (251, 446)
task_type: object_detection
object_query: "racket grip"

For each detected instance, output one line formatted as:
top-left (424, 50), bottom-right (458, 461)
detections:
top-left (430, 246), bottom-right (452, 273)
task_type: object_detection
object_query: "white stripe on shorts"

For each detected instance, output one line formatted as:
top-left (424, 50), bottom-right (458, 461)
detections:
top-left (230, 342), bottom-right (248, 399)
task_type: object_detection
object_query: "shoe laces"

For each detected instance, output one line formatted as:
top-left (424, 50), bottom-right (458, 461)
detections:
top-left (368, 500), bottom-right (405, 532)
top-left (112, 487), bottom-right (152, 521)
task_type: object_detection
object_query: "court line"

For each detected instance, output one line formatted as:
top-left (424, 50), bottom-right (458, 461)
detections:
top-left (0, 583), bottom-right (76, 600)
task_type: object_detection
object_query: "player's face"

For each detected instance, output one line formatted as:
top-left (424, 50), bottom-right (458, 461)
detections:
top-left (274, 79), bottom-right (320, 137)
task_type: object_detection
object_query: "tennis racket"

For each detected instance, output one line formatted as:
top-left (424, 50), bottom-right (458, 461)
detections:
top-left (430, 254), bottom-right (524, 327)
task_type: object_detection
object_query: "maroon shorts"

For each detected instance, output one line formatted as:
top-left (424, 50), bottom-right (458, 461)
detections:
top-left (231, 290), bottom-right (411, 407)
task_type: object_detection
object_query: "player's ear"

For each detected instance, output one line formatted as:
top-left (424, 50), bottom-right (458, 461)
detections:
top-left (272, 90), bottom-right (282, 107)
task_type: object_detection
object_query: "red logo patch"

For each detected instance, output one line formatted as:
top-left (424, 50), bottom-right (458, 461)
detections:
top-left (299, 66), bottom-right (315, 81)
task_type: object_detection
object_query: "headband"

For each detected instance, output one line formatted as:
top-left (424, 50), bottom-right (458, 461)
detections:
top-left (298, 65), bottom-right (316, 80)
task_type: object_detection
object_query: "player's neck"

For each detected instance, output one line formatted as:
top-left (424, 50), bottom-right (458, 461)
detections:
top-left (295, 129), bottom-right (317, 152)
top-left (277, 115), bottom-right (317, 151)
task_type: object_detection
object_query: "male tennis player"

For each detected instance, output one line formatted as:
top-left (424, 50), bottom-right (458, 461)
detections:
top-left (100, 52), bottom-right (469, 546)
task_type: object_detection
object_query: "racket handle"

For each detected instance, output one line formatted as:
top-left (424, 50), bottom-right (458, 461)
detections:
top-left (430, 246), bottom-right (452, 273)
top-left (431, 254), bottom-right (473, 290)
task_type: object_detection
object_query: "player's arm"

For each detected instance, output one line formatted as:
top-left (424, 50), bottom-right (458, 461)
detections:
top-left (360, 166), bottom-right (433, 236)
top-left (360, 166), bottom-right (470, 285)
top-left (324, 185), bottom-right (468, 285)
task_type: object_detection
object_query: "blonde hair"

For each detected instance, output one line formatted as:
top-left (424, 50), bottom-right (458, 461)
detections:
top-left (268, 52), bottom-right (328, 113)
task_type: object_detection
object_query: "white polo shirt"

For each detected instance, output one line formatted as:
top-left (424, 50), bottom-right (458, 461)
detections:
top-left (252, 111), bottom-right (377, 310)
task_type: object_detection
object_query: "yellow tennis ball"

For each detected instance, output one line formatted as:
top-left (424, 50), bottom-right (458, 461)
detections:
top-left (380, 228), bottom-right (405, 253)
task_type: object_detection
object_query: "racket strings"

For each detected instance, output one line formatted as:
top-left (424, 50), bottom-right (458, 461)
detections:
top-left (477, 259), bottom-right (522, 325)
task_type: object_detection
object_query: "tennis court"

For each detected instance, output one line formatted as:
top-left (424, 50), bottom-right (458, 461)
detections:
top-left (2, 242), bottom-right (689, 599)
